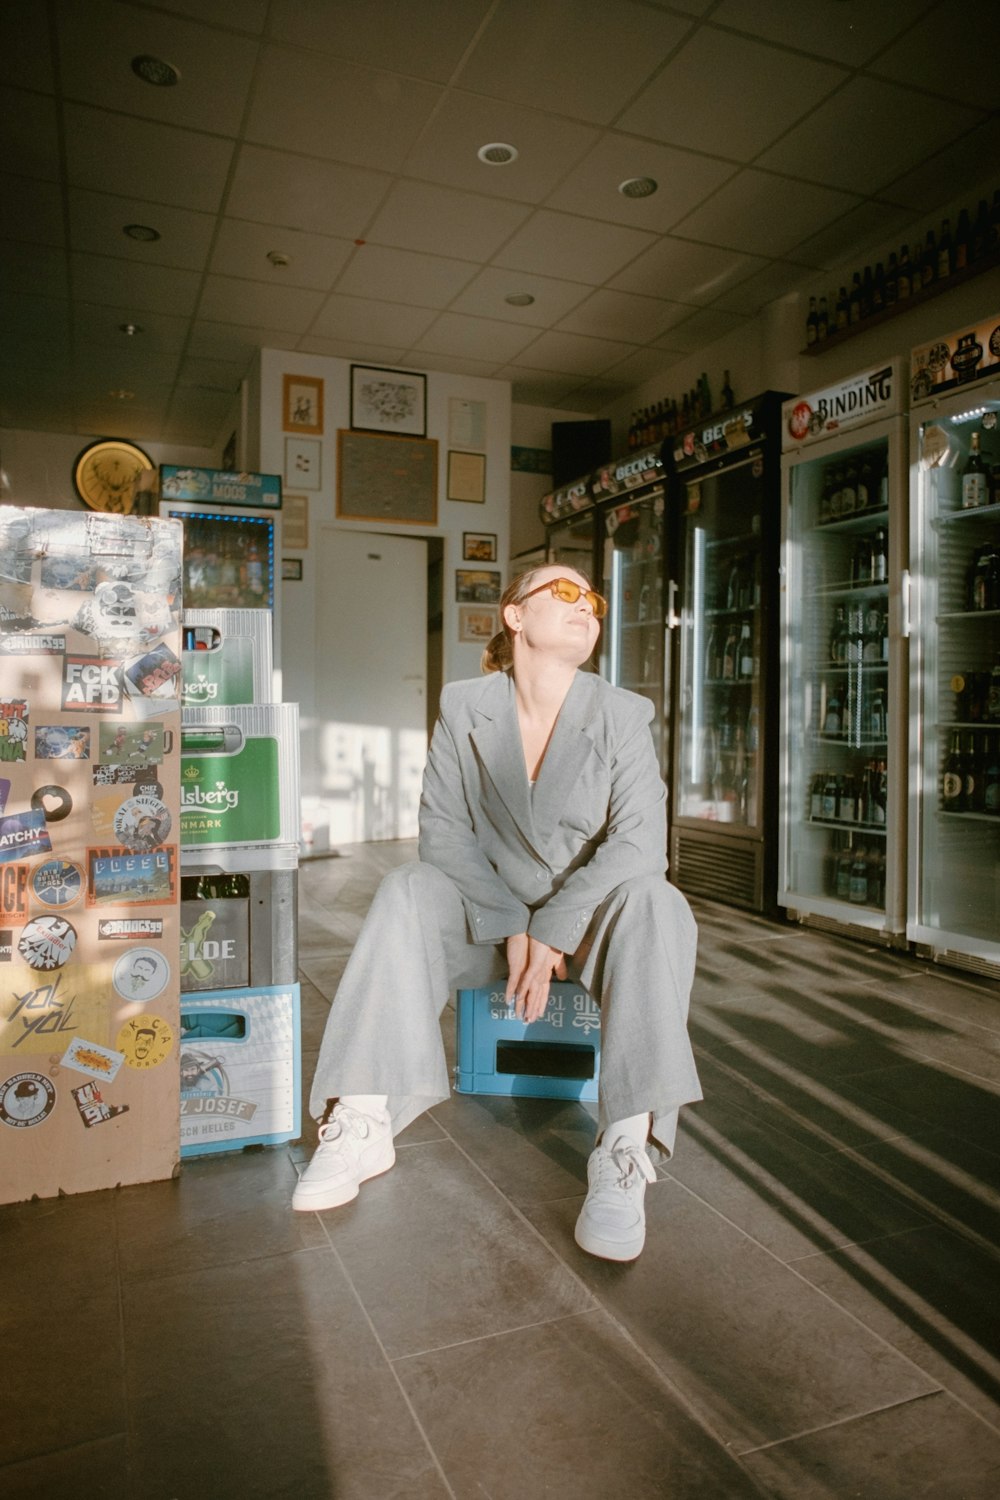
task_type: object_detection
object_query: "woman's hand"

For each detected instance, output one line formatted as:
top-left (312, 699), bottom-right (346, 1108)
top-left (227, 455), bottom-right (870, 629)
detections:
top-left (505, 933), bottom-right (567, 1022)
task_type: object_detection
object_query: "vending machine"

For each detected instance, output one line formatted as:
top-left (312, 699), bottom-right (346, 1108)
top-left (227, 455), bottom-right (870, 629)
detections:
top-left (668, 392), bottom-right (788, 913)
top-left (778, 361), bottom-right (909, 940)
top-left (907, 314), bottom-right (1000, 978)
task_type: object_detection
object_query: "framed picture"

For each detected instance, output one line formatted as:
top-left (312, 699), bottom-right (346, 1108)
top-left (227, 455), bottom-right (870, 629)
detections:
top-left (283, 375), bottom-right (324, 435)
top-left (447, 449), bottom-right (486, 503)
top-left (351, 365), bottom-right (426, 437)
top-left (463, 531), bottom-right (496, 562)
top-left (283, 493), bottom-right (309, 550)
top-left (284, 437), bottom-right (321, 491)
top-left (337, 430), bottom-right (437, 526)
top-left (455, 569), bottom-right (501, 604)
top-left (281, 558), bottom-right (303, 582)
top-left (458, 605), bottom-right (498, 643)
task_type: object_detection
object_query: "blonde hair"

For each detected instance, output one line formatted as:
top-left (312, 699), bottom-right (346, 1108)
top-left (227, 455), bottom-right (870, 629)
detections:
top-left (480, 565), bottom-right (594, 673)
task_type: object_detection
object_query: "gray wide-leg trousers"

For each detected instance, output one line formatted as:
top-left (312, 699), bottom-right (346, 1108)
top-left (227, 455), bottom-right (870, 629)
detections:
top-left (309, 862), bottom-right (702, 1158)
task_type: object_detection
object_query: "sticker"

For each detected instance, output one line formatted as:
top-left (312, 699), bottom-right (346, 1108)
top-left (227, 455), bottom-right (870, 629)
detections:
top-left (93, 763), bottom-right (164, 792)
top-left (61, 1035), bottom-right (125, 1083)
top-left (0, 1071), bottom-right (56, 1128)
top-left (0, 699), bottom-right (29, 762)
top-left (0, 809), bottom-right (53, 863)
top-left (87, 846), bottom-right (177, 907)
top-left (71, 1079), bottom-right (129, 1127)
top-left (34, 725), bottom-right (91, 760)
top-left (0, 929), bottom-right (13, 961)
top-left (116, 1013), bottom-right (173, 1070)
top-left (122, 643), bottom-right (181, 704)
top-left (113, 794), bottom-right (172, 852)
top-left (31, 784), bottom-right (73, 823)
top-left (18, 915), bottom-right (77, 972)
top-left (98, 722), bottom-right (164, 765)
top-left (62, 656), bottom-right (123, 712)
top-left (927, 341), bottom-right (950, 373)
top-left (1, 864), bottom-right (30, 922)
top-left (30, 859), bottom-right (85, 909)
top-left (39, 553), bottom-right (96, 591)
top-left (112, 947), bottom-right (170, 1003)
top-left (97, 916), bottom-right (163, 941)
top-left (0, 777), bottom-right (10, 813)
top-left (1, 972), bottom-right (107, 1056)
top-left (0, 633), bottom-right (66, 656)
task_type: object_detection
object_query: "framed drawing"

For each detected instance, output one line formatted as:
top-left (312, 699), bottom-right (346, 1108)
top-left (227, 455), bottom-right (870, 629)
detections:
top-left (284, 437), bottom-right (321, 491)
top-left (350, 365), bottom-right (426, 437)
top-left (283, 493), bottom-right (309, 550)
top-left (455, 569), bottom-right (501, 604)
top-left (458, 605), bottom-right (498, 643)
top-left (463, 531), bottom-right (497, 562)
top-left (447, 449), bottom-right (486, 503)
top-left (336, 430), bottom-right (438, 525)
top-left (283, 375), bottom-right (324, 435)
top-left (281, 558), bottom-right (303, 581)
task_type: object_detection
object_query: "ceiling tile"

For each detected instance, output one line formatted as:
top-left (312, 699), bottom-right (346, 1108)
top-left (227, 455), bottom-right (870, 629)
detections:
top-left (0, 3), bottom-right (54, 92)
top-left (226, 145), bottom-right (391, 239)
top-left (600, 346), bottom-right (683, 386)
top-left (74, 399), bottom-right (170, 439)
top-left (211, 219), bottom-right (354, 290)
top-left (246, 45), bottom-right (441, 173)
top-left (0, 174), bottom-right (66, 248)
top-left (64, 105), bottom-right (236, 213)
top-left (786, 202), bottom-right (917, 274)
top-left (0, 242), bottom-right (68, 299)
top-left (413, 352), bottom-right (504, 378)
top-left (0, 292), bottom-right (72, 344)
top-left (74, 346), bottom-right (181, 390)
top-left (365, 180), bottom-right (531, 260)
top-left (458, 0), bottom-right (693, 126)
top-left (296, 336), bottom-right (408, 364)
top-left (197, 275), bottom-right (326, 332)
top-left (177, 356), bottom-right (247, 391)
top-left (411, 312), bottom-right (539, 363)
top-left (155, 0), bottom-right (267, 28)
top-left (556, 288), bottom-right (692, 342)
top-left (708, 0), bottom-right (929, 67)
top-left (673, 169), bottom-right (859, 258)
top-left (513, 329), bottom-right (638, 376)
top-left (710, 259), bottom-right (815, 316)
top-left (311, 293), bottom-right (437, 345)
top-left (493, 210), bottom-right (657, 282)
top-left (268, 0), bottom-right (493, 84)
top-left (758, 77), bottom-right (986, 197)
top-left (188, 322), bottom-right (301, 361)
top-left (402, 92), bottom-right (598, 204)
top-left (449, 267), bottom-right (591, 325)
top-left (877, 118), bottom-right (1000, 214)
top-left (618, 29), bottom-right (846, 160)
top-left (70, 253), bottom-right (202, 316)
top-left (872, 0), bottom-right (998, 110)
top-left (496, 368), bottom-right (590, 406)
top-left (55, 0), bottom-right (259, 136)
top-left (74, 302), bottom-right (192, 354)
top-left (1, 87), bottom-right (61, 182)
top-left (544, 133), bottom-right (735, 233)
top-left (68, 189), bottom-right (216, 269)
top-left (610, 235), bottom-right (767, 303)
top-left (652, 306), bottom-right (749, 352)
top-left (334, 244), bottom-right (478, 308)
top-left (560, 379), bottom-right (633, 412)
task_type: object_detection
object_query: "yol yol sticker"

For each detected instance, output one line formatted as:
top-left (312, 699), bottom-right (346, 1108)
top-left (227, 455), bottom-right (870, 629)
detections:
top-left (116, 1013), bottom-right (174, 1070)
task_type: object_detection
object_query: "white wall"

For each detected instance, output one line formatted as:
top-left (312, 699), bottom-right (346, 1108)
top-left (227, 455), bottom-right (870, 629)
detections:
top-left (0, 427), bottom-right (222, 510)
top-left (509, 402), bottom-right (591, 559)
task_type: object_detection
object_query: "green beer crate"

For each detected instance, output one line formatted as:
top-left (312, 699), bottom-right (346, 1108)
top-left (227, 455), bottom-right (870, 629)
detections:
top-left (182, 609), bottom-right (272, 707)
top-left (180, 704), bottom-right (299, 863)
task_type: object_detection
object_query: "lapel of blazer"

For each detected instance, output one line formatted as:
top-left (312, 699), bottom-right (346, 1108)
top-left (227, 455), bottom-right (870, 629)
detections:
top-left (530, 672), bottom-right (601, 845)
top-left (469, 671), bottom-right (537, 848)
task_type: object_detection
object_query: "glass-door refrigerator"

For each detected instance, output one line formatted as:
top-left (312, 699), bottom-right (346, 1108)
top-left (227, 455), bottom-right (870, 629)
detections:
top-left (778, 361), bottom-right (908, 941)
top-left (907, 314), bottom-right (1000, 978)
top-left (668, 392), bottom-right (788, 913)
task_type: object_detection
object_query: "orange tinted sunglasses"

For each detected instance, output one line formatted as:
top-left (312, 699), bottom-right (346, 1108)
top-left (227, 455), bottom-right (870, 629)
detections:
top-left (523, 577), bottom-right (607, 618)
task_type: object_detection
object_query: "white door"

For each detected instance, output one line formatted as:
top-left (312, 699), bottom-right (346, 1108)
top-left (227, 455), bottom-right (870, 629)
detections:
top-left (316, 528), bottom-right (427, 843)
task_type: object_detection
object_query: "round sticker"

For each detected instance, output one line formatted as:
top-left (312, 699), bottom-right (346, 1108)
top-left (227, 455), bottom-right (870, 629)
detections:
top-left (113, 794), bottom-right (172, 852)
top-left (786, 401), bottom-right (812, 441)
top-left (990, 325), bottom-right (1000, 359)
top-left (31, 784), bottom-right (73, 822)
top-left (113, 947), bottom-right (170, 1003)
top-left (0, 1072), bottom-right (56, 1128)
top-left (117, 1014), bottom-right (174, 1070)
top-left (927, 342), bottom-right (950, 373)
top-left (18, 915), bottom-right (77, 971)
top-left (31, 859), bottom-right (85, 909)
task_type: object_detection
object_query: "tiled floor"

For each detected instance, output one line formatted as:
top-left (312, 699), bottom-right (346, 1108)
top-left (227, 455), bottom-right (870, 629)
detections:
top-left (4, 839), bottom-right (1000, 1499)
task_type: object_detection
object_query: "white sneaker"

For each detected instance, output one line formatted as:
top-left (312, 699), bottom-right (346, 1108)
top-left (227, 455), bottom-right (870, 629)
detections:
top-left (574, 1136), bottom-right (657, 1262)
top-left (292, 1104), bottom-right (395, 1212)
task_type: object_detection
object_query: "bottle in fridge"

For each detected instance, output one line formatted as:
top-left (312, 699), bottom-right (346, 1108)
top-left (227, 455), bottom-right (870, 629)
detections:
top-left (779, 360), bottom-right (908, 939)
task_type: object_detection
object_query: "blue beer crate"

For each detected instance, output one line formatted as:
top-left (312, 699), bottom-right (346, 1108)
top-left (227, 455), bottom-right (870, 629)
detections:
top-left (455, 981), bottom-right (600, 1102)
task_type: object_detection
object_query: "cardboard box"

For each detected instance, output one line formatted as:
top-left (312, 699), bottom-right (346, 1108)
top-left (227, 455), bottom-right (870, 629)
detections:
top-left (455, 982), bottom-right (601, 1102)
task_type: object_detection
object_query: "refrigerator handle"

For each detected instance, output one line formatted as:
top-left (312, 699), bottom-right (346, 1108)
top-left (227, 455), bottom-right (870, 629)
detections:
top-left (666, 577), bottom-right (679, 630)
top-left (900, 568), bottom-right (911, 639)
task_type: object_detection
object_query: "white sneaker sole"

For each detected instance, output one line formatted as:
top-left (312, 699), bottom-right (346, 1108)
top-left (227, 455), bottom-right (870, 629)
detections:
top-left (292, 1139), bottom-right (396, 1212)
top-left (574, 1216), bottom-right (645, 1262)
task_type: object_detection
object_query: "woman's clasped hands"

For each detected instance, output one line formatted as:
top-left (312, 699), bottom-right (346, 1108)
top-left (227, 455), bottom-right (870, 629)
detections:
top-left (504, 932), bottom-right (567, 1023)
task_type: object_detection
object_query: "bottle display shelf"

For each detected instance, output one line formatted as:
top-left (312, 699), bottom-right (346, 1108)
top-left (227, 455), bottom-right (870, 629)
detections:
top-left (933, 501), bottom-right (1000, 528)
top-left (812, 507), bottom-right (890, 536)
top-left (806, 818), bottom-right (888, 835)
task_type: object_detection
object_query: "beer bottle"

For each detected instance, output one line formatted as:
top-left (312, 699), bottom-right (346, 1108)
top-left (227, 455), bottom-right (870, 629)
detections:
top-left (954, 208), bottom-right (970, 272)
top-left (835, 285), bottom-right (850, 330)
top-left (897, 245), bottom-right (912, 300)
top-left (972, 199), bottom-right (990, 262)
top-left (721, 371), bottom-right (735, 410)
top-left (961, 432), bottom-right (988, 508)
top-left (836, 840), bottom-right (854, 900)
top-left (937, 217), bottom-right (952, 279)
top-left (818, 296), bottom-right (829, 339)
top-left (872, 261), bottom-right (885, 312)
top-left (922, 228), bottom-right (936, 288)
top-left (942, 730), bottom-right (964, 811)
top-left (849, 844), bottom-right (869, 903)
top-left (885, 253), bottom-right (898, 305)
top-left (984, 733), bottom-right (1000, 814)
top-left (872, 528), bottom-right (888, 584)
top-left (830, 604), bottom-right (848, 665)
top-left (962, 732), bottom-right (980, 812)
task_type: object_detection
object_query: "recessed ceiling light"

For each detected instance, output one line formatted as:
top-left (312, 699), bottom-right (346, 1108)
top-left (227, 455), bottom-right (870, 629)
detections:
top-left (619, 176), bottom-right (658, 199)
top-left (123, 223), bottom-right (160, 242)
top-left (109, 389), bottom-right (135, 401)
top-left (266, 250), bottom-right (291, 268)
top-left (119, 322), bottom-right (143, 336)
top-left (505, 293), bottom-right (535, 307)
top-left (131, 54), bottom-right (180, 86)
top-left (478, 142), bottom-right (518, 165)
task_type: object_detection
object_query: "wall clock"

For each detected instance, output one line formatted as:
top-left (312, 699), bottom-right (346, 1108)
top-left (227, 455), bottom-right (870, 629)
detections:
top-left (72, 438), bottom-right (155, 513)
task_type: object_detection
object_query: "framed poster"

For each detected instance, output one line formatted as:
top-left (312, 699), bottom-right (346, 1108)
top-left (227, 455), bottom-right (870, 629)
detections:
top-left (458, 605), bottom-right (498, 643)
top-left (463, 531), bottom-right (496, 562)
top-left (336, 430), bottom-right (437, 526)
top-left (350, 365), bottom-right (426, 437)
top-left (447, 449), bottom-right (486, 503)
top-left (283, 494), bottom-right (309, 550)
top-left (284, 437), bottom-right (320, 491)
top-left (283, 375), bottom-right (324, 435)
top-left (281, 558), bottom-right (303, 581)
top-left (455, 569), bottom-right (501, 603)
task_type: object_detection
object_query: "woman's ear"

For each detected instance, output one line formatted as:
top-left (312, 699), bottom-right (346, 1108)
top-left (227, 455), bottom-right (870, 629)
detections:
top-left (502, 601), bottom-right (521, 633)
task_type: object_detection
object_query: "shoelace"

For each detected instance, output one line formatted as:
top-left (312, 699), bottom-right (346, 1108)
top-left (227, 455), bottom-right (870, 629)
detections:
top-left (595, 1137), bottom-right (657, 1191)
top-left (316, 1105), bottom-right (371, 1149)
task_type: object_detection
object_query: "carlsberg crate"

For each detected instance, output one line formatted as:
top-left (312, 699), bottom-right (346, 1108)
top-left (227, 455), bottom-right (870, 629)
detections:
top-left (455, 981), bottom-right (601, 1102)
top-left (180, 704), bottom-right (299, 855)
top-left (179, 983), bottom-right (301, 1156)
top-left (182, 609), bottom-right (273, 707)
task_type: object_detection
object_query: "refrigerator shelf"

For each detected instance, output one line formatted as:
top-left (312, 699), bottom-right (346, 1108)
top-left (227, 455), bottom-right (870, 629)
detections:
top-left (816, 579), bottom-right (889, 598)
top-left (805, 818), bottom-right (887, 836)
top-left (938, 809), bottom-right (1000, 823)
top-left (936, 609), bottom-right (1000, 622)
top-left (932, 501), bottom-right (1000, 527)
top-left (937, 720), bottom-right (1000, 730)
top-left (812, 735), bottom-right (888, 749)
top-left (703, 675), bottom-right (758, 687)
top-left (812, 507), bottom-right (889, 535)
top-left (809, 664), bottom-right (888, 676)
top-left (703, 530), bottom-right (760, 552)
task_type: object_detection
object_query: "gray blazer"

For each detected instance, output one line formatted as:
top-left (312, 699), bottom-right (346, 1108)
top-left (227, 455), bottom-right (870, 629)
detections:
top-left (418, 669), bottom-right (667, 955)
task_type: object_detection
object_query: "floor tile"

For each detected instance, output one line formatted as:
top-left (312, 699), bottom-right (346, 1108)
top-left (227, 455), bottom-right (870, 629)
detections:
top-left (843, 1059), bottom-right (1000, 1148)
top-left (0, 1434), bottom-right (128, 1500)
top-left (523, 1177), bottom-right (938, 1452)
top-left (742, 1390), bottom-right (1000, 1499)
top-left (320, 1138), bottom-right (595, 1359)
top-left (430, 1087), bottom-right (597, 1205)
top-left (123, 1249), bottom-right (449, 1500)
top-left (395, 1308), bottom-right (767, 1499)
top-left (880, 971), bottom-right (1000, 1038)
top-left (1, 1187), bottom-right (119, 1296)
